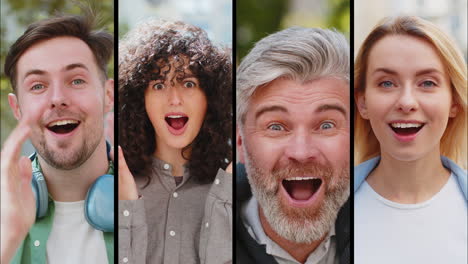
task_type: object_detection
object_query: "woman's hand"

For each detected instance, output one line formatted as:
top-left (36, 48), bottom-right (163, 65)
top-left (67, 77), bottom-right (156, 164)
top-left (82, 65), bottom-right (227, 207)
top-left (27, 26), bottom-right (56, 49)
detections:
top-left (226, 162), bottom-right (232, 174)
top-left (118, 146), bottom-right (139, 200)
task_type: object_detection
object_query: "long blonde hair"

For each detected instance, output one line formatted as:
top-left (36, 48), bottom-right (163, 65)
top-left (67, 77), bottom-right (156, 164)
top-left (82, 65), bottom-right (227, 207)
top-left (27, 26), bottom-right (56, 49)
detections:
top-left (354, 16), bottom-right (467, 168)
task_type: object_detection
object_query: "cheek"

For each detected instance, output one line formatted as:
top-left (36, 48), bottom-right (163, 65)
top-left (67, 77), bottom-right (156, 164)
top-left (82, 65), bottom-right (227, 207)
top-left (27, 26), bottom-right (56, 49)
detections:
top-left (245, 135), bottom-right (283, 172)
top-left (320, 135), bottom-right (349, 166)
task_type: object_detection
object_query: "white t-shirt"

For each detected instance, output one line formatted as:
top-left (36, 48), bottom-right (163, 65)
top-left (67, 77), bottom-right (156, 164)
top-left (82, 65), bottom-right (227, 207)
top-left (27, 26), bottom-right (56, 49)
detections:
top-left (355, 174), bottom-right (467, 264)
top-left (46, 200), bottom-right (108, 264)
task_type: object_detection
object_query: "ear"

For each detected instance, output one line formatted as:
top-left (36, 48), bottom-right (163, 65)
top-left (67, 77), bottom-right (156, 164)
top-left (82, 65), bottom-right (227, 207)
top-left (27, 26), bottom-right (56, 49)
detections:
top-left (236, 126), bottom-right (245, 164)
top-left (355, 92), bottom-right (369, 120)
top-left (449, 102), bottom-right (458, 118)
top-left (104, 79), bottom-right (114, 113)
top-left (8, 93), bottom-right (22, 120)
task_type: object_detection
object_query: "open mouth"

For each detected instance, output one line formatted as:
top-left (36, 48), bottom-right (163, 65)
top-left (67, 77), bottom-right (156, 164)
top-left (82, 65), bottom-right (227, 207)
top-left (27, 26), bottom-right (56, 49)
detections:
top-left (282, 177), bottom-right (322, 201)
top-left (47, 120), bottom-right (80, 134)
top-left (165, 115), bottom-right (189, 130)
top-left (389, 122), bottom-right (424, 135)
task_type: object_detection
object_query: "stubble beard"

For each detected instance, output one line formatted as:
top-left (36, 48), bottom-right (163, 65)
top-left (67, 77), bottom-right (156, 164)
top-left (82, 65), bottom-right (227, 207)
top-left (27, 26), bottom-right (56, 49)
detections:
top-left (32, 116), bottom-right (103, 171)
top-left (243, 144), bottom-right (350, 244)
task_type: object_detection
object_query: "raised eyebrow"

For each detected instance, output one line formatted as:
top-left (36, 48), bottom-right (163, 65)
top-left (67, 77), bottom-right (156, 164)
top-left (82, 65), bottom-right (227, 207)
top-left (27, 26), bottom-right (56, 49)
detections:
top-left (23, 69), bottom-right (46, 81)
top-left (64, 63), bottom-right (89, 72)
top-left (315, 104), bottom-right (348, 120)
top-left (372, 68), bottom-right (397, 76)
top-left (415, 68), bottom-right (443, 77)
top-left (255, 105), bottom-right (288, 120)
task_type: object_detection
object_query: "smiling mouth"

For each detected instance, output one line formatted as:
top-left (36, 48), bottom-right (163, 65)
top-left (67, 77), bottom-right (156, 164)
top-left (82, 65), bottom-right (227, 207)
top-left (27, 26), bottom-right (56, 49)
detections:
top-left (47, 120), bottom-right (80, 134)
top-left (282, 177), bottom-right (322, 201)
top-left (165, 115), bottom-right (189, 130)
top-left (389, 122), bottom-right (425, 135)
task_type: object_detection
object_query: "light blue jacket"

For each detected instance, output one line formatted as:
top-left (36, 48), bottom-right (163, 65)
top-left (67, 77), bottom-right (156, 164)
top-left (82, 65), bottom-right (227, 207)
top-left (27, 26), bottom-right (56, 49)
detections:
top-left (354, 156), bottom-right (467, 200)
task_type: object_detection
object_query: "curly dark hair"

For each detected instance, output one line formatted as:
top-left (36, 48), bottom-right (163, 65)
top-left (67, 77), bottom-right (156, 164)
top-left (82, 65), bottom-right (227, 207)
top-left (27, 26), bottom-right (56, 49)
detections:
top-left (119, 19), bottom-right (232, 185)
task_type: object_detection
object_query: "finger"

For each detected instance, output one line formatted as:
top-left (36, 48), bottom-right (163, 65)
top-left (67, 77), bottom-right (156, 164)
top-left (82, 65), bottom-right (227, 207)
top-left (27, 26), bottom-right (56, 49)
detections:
top-left (118, 146), bottom-right (131, 179)
top-left (19, 156), bottom-right (33, 187)
top-left (109, 146), bottom-right (114, 162)
top-left (1, 122), bottom-right (31, 167)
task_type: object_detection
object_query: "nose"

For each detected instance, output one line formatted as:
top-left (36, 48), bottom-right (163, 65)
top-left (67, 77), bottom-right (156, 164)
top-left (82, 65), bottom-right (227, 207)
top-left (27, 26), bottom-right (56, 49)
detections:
top-left (284, 128), bottom-right (320, 164)
top-left (168, 86), bottom-right (183, 106)
top-left (50, 83), bottom-right (70, 109)
top-left (396, 86), bottom-right (418, 113)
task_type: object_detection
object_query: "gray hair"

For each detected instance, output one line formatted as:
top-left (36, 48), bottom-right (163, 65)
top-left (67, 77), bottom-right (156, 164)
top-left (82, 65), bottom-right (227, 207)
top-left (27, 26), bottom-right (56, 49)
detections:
top-left (236, 27), bottom-right (349, 125)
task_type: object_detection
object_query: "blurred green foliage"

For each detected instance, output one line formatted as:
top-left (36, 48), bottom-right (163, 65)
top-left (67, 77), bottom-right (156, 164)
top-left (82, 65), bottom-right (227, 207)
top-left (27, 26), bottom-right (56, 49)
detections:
top-left (0, 0), bottom-right (114, 146)
top-left (236, 0), bottom-right (350, 63)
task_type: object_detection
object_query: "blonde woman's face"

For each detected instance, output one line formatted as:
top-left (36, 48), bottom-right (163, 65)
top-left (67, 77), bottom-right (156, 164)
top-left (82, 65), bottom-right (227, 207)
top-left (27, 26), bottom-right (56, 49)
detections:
top-left (357, 35), bottom-right (457, 162)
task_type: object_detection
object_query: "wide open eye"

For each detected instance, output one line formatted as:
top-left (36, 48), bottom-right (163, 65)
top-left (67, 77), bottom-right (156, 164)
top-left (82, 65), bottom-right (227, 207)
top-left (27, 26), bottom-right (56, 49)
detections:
top-left (319, 122), bottom-right (335, 130)
top-left (153, 83), bottom-right (165, 90)
top-left (71, 79), bottom-right (85, 85)
top-left (31, 84), bottom-right (45, 91)
top-left (184, 81), bottom-right (196, 88)
top-left (267, 123), bottom-right (285, 131)
top-left (379, 80), bottom-right (395, 88)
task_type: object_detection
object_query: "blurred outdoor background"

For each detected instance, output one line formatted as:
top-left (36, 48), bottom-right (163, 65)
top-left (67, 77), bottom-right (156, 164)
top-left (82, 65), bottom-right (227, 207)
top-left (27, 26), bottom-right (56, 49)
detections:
top-left (354, 0), bottom-right (467, 61)
top-left (0, 0), bottom-right (114, 153)
top-left (118, 0), bottom-right (232, 47)
top-left (237, 0), bottom-right (350, 64)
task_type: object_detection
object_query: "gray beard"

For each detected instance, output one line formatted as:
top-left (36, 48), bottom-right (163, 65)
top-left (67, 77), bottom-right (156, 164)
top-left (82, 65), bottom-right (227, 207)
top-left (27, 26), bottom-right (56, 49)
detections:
top-left (243, 144), bottom-right (350, 244)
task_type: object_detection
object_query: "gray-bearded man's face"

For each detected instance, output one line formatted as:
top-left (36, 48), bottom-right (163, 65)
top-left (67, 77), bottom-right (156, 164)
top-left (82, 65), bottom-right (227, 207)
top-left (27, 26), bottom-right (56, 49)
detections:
top-left (238, 77), bottom-right (350, 243)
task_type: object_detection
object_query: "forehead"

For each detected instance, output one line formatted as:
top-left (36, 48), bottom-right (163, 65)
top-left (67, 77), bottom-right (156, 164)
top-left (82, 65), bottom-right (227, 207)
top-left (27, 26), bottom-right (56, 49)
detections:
top-left (367, 35), bottom-right (445, 74)
top-left (16, 36), bottom-right (98, 80)
top-left (249, 77), bottom-right (349, 115)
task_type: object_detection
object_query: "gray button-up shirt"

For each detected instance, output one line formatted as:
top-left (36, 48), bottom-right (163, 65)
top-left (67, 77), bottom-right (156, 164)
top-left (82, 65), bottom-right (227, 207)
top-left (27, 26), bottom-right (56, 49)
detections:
top-left (119, 158), bottom-right (232, 264)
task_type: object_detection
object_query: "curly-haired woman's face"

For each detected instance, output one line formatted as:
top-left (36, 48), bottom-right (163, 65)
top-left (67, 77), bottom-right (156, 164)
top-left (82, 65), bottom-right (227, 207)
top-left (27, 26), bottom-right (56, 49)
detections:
top-left (144, 56), bottom-right (207, 151)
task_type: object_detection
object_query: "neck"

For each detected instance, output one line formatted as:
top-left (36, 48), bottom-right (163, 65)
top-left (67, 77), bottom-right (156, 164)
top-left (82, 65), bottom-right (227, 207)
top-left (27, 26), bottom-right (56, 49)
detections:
top-left (368, 148), bottom-right (450, 203)
top-left (259, 207), bottom-right (326, 264)
top-left (38, 139), bottom-right (109, 202)
top-left (154, 138), bottom-right (190, 177)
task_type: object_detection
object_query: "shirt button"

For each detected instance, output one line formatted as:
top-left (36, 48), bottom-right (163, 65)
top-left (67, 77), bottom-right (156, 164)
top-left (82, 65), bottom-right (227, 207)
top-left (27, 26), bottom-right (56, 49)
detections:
top-left (214, 179), bottom-right (220, 185)
top-left (205, 222), bottom-right (209, 228)
top-left (173, 192), bottom-right (178, 198)
top-left (163, 164), bottom-right (170, 170)
top-left (123, 257), bottom-right (129, 263)
top-left (169, 230), bottom-right (176, 236)
top-left (123, 210), bottom-right (130, 217)
top-left (34, 240), bottom-right (40, 247)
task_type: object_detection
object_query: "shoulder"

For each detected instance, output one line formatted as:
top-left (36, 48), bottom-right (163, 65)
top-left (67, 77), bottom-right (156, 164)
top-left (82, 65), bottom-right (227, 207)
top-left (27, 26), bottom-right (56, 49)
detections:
top-left (354, 156), bottom-right (380, 193)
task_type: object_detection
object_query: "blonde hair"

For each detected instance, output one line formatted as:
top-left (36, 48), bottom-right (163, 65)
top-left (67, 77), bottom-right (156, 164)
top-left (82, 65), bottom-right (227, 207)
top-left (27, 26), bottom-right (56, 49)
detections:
top-left (354, 16), bottom-right (467, 168)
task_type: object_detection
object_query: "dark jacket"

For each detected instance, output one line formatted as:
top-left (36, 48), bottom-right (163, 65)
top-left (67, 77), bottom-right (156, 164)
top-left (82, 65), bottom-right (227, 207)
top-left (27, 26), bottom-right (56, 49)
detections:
top-left (236, 163), bottom-right (350, 264)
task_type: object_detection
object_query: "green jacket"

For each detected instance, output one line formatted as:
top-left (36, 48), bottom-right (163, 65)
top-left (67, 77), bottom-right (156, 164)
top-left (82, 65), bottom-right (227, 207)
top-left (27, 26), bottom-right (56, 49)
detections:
top-left (12, 155), bottom-right (114, 263)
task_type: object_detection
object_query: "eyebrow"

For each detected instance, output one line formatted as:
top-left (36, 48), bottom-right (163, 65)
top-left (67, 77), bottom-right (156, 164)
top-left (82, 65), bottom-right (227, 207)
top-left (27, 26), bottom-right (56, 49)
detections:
top-left (255, 104), bottom-right (347, 120)
top-left (315, 104), bottom-right (347, 119)
top-left (372, 67), bottom-right (442, 77)
top-left (255, 105), bottom-right (288, 119)
top-left (23, 63), bottom-right (89, 81)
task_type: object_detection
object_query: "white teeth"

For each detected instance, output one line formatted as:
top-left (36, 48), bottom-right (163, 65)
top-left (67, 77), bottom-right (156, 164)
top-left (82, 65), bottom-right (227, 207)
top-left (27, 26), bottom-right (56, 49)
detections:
top-left (284, 177), bottom-right (319, 181)
top-left (48, 120), bottom-right (78, 127)
top-left (167, 115), bottom-right (184, 118)
top-left (390, 123), bottom-right (422, 128)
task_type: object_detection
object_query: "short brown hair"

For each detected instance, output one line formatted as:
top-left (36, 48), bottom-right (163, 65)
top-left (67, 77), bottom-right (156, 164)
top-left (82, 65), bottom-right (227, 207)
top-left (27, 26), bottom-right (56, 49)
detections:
top-left (4, 14), bottom-right (113, 93)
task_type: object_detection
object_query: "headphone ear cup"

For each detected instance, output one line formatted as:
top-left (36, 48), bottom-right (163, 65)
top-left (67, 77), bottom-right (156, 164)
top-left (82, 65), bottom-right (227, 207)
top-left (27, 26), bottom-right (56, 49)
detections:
top-left (84, 174), bottom-right (114, 232)
top-left (32, 171), bottom-right (49, 218)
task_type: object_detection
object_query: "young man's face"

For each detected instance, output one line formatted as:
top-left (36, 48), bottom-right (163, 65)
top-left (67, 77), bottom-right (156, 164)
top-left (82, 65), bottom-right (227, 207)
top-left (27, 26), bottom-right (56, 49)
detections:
top-left (9, 36), bottom-right (113, 170)
top-left (237, 77), bottom-right (350, 243)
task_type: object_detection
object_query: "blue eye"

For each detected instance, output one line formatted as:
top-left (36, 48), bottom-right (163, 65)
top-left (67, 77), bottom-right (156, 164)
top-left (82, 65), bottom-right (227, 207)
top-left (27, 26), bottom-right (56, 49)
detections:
top-left (184, 81), bottom-right (196, 88)
top-left (267, 124), bottom-right (285, 131)
top-left (72, 79), bottom-right (85, 85)
top-left (421, 80), bottom-right (436, 88)
top-left (31, 84), bottom-right (45, 90)
top-left (153, 83), bottom-right (165, 90)
top-left (320, 122), bottom-right (335, 130)
top-left (379, 81), bottom-right (394, 88)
